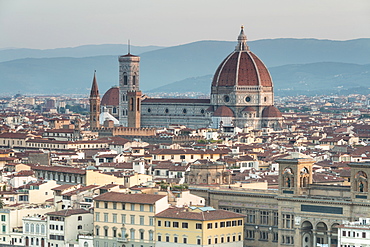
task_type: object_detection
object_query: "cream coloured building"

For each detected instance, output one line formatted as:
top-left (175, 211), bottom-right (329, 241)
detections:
top-left (155, 206), bottom-right (244, 247)
top-left (93, 192), bottom-right (169, 247)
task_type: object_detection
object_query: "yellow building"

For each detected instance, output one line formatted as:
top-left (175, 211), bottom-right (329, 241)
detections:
top-left (93, 192), bottom-right (168, 247)
top-left (155, 206), bottom-right (244, 247)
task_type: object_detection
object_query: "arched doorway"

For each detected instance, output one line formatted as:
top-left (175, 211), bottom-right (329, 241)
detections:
top-left (301, 221), bottom-right (313, 247)
top-left (330, 223), bottom-right (339, 247)
top-left (316, 222), bottom-right (328, 246)
top-left (25, 237), bottom-right (29, 247)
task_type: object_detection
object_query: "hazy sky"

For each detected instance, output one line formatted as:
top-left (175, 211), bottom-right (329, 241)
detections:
top-left (0, 0), bottom-right (369, 49)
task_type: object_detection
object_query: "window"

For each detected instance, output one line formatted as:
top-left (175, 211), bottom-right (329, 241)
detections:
top-left (246, 230), bottom-right (255, 239)
top-left (158, 220), bottom-right (161, 227)
top-left (283, 214), bottom-right (294, 229)
top-left (165, 236), bottom-right (169, 242)
top-left (131, 204), bottom-right (135, 211)
top-left (182, 222), bottom-right (188, 228)
top-left (113, 202), bottom-right (117, 209)
top-left (130, 215), bottom-right (135, 224)
top-left (260, 211), bottom-right (269, 225)
top-left (165, 221), bottom-right (170, 227)
top-left (122, 203), bottom-right (126, 210)
top-left (273, 232), bottom-right (278, 242)
top-left (220, 222), bottom-right (225, 228)
top-left (1, 215), bottom-right (5, 221)
top-left (121, 214), bottom-right (126, 224)
top-left (104, 213), bottom-right (108, 222)
top-left (237, 220), bottom-right (243, 226)
top-left (78, 225), bottom-right (82, 230)
top-left (25, 223), bottom-right (29, 233)
top-left (363, 232), bottom-right (366, 238)
top-left (226, 221), bottom-right (231, 227)
top-left (149, 217), bottom-right (154, 226)
top-left (208, 238), bottom-right (211, 244)
top-left (104, 228), bottom-right (108, 237)
top-left (342, 231), bottom-right (346, 236)
top-left (232, 220), bottom-right (236, 226)
top-left (207, 223), bottom-right (212, 229)
top-left (232, 235), bottom-right (236, 241)
top-left (196, 223), bottom-right (202, 229)
top-left (173, 222), bottom-right (179, 228)
top-left (282, 235), bottom-right (294, 244)
top-left (104, 202), bottom-right (108, 209)
top-left (130, 229), bottom-right (135, 240)
top-left (158, 235), bottom-right (162, 241)
top-left (140, 216), bottom-right (144, 225)
top-left (221, 237), bottom-right (224, 243)
top-left (140, 205), bottom-right (144, 211)
top-left (215, 222), bottom-right (218, 228)
top-left (113, 228), bottom-right (117, 238)
top-left (260, 231), bottom-right (268, 241)
top-left (183, 237), bottom-right (187, 244)
top-left (215, 237), bottom-right (218, 244)
top-left (140, 231), bottom-right (144, 240)
top-left (78, 216), bottom-right (82, 221)
top-left (149, 205), bottom-right (153, 212)
top-left (96, 202), bottom-right (99, 208)
top-left (174, 236), bottom-right (178, 243)
top-left (113, 214), bottom-right (117, 223)
top-left (149, 231), bottom-right (153, 241)
top-left (96, 228), bottom-right (99, 236)
top-left (197, 239), bottom-right (201, 245)
top-left (273, 212), bottom-right (278, 226)
top-left (246, 209), bottom-right (256, 223)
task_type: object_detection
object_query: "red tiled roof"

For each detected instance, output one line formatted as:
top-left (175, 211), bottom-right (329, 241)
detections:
top-left (94, 192), bottom-right (166, 204)
top-left (156, 207), bottom-right (244, 221)
top-left (101, 87), bottom-right (119, 106)
top-left (213, 106), bottom-right (234, 117)
top-left (212, 50), bottom-right (272, 87)
top-left (33, 165), bottom-right (86, 175)
top-left (46, 209), bottom-right (91, 217)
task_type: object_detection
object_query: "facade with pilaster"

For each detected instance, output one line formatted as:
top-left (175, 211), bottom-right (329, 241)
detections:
top-left (189, 156), bottom-right (370, 247)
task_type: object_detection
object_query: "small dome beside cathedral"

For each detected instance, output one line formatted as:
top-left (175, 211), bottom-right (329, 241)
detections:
top-left (213, 106), bottom-right (235, 117)
top-left (101, 86), bottom-right (119, 106)
top-left (262, 105), bottom-right (282, 118)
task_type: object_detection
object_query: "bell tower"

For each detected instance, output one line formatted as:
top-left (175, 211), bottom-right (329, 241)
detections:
top-left (89, 72), bottom-right (100, 129)
top-left (277, 154), bottom-right (314, 196)
top-left (118, 45), bottom-right (140, 127)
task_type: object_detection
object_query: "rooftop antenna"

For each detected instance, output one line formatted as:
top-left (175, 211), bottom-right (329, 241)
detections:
top-left (128, 39), bottom-right (130, 54)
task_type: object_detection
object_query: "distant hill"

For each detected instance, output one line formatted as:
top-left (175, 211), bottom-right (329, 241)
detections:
top-left (148, 62), bottom-right (370, 96)
top-left (0, 44), bottom-right (164, 62)
top-left (0, 38), bottom-right (369, 95)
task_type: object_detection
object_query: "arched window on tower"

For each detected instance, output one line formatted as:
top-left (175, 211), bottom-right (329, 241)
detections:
top-left (300, 167), bottom-right (309, 187)
top-left (282, 168), bottom-right (294, 188)
top-left (133, 75), bottom-right (136, 85)
top-left (123, 73), bottom-right (128, 85)
top-left (355, 171), bottom-right (368, 192)
top-left (137, 98), bottom-right (140, 111)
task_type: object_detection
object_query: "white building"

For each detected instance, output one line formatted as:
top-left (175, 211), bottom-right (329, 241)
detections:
top-left (337, 218), bottom-right (370, 247)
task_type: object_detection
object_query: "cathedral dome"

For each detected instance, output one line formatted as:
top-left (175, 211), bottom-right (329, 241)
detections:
top-left (213, 106), bottom-right (235, 117)
top-left (212, 26), bottom-right (273, 88)
top-left (242, 106), bottom-right (257, 112)
top-left (101, 86), bottom-right (119, 106)
top-left (262, 105), bottom-right (282, 118)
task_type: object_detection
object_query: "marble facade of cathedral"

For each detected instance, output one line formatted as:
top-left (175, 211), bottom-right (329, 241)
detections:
top-left (97, 26), bottom-right (283, 130)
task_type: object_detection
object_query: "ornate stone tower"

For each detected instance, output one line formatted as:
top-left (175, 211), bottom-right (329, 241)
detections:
top-left (118, 51), bottom-right (140, 127)
top-left (89, 72), bottom-right (100, 129)
top-left (127, 90), bottom-right (142, 128)
top-left (277, 155), bottom-right (314, 196)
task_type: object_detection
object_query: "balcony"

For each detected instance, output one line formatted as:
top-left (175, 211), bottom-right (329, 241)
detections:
top-left (117, 238), bottom-right (128, 243)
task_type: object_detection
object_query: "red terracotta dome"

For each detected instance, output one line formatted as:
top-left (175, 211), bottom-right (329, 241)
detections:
top-left (101, 86), bottom-right (119, 106)
top-left (262, 106), bottom-right (282, 118)
top-left (212, 27), bottom-right (273, 88)
top-left (242, 106), bottom-right (257, 112)
top-left (213, 106), bottom-right (235, 117)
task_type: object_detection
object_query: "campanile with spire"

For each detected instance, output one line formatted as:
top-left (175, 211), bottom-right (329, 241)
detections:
top-left (89, 72), bottom-right (100, 129)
